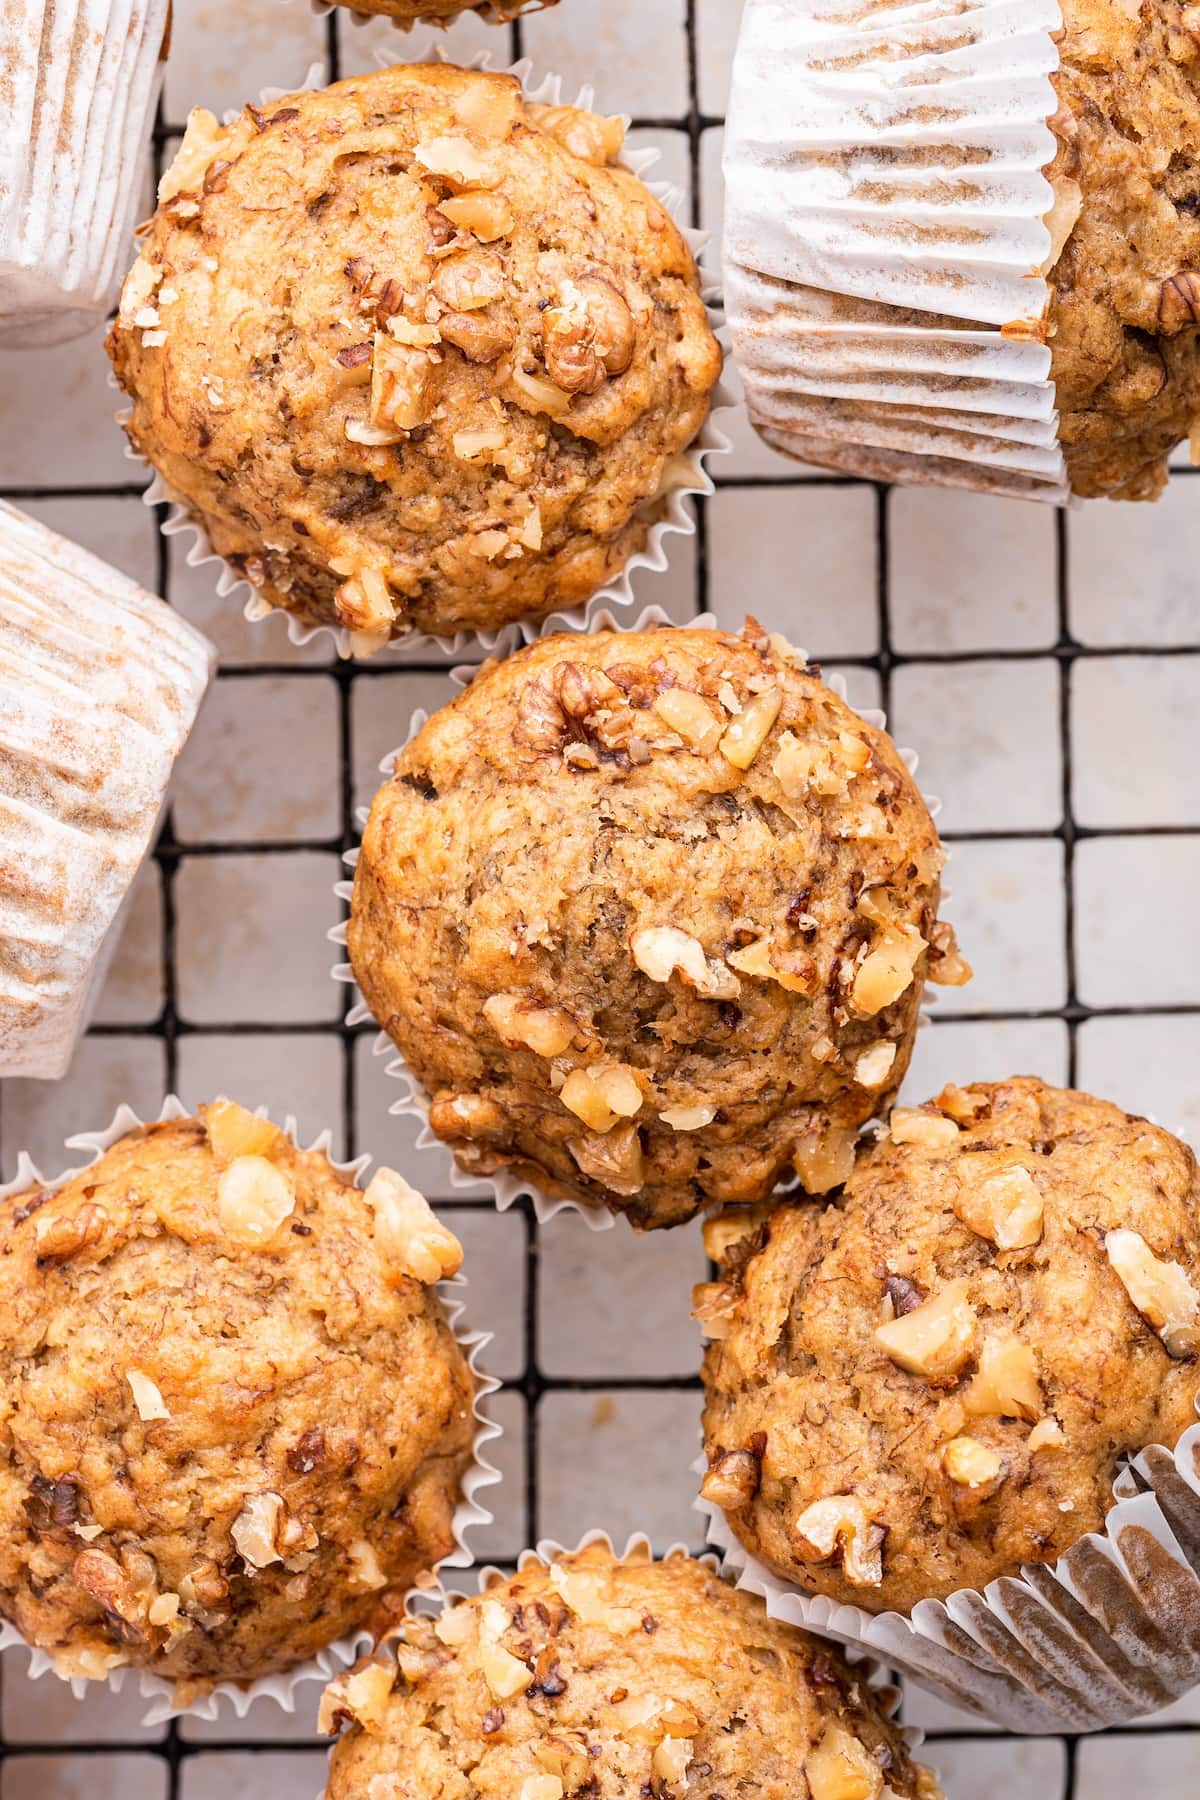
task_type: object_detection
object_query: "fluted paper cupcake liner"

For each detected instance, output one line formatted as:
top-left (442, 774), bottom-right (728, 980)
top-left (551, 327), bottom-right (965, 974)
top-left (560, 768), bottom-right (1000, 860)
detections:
top-left (330, 603), bottom-right (952, 1231)
top-left (0, 1095), bottom-right (503, 1726)
top-left (128, 49), bottom-right (729, 663)
top-left (305, 0), bottom-right (555, 28)
top-left (703, 1394), bottom-right (1200, 1733)
top-left (724, 0), bottom-right (1072, 501)
top-left (0, 0), bottom-right (169, 347)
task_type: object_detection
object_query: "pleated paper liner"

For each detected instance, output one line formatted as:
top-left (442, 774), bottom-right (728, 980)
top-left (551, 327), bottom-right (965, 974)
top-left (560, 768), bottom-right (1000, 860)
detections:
top-left (0, 0), bottom-right (169, 347)
top-left (331, 603), bottom-right (951, 1234)
top-left (127, 49), bottom-right (731, 663)
top-left (703, 1399), bottom-right (1200, 1734)
top-left (724, 0), bottom-right (1073, 501)
top-left (0, 1096), bottom-right (503, 1726)
top-left (305, 0), bottom-right (556, 28)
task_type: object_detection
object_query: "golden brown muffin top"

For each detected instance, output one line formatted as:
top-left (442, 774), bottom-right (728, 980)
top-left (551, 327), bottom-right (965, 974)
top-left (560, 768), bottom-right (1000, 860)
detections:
top-left (331, 0), bottom-right (555, 17)
top-left (1048, 0), bottom-right (1200, 496)
top-left (0, 1105), bottom-right (475, 1686)
top-left (107, 63), bottom-right (719, 643)
top-left (348, 622), bottom-right (968, 1230)
top-left (322, 1543), bottom-right (943, 1798)
top-left (700, 1077), bottom-right (1200, 1615)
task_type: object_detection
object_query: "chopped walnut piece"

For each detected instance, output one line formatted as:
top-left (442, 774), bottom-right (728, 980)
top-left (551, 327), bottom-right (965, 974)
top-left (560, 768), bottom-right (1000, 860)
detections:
top-left (413, 135), bottom-right (501, 189)
top-left (453, 427), bottom-right (507, 461)
top-left (702, 1208), bottom-right (765, 1266)
top-left (320, 1661), bottom-right (395, 1735)
top-left (509, 361), bottom-right (575, 417)
top-left (653, 1735), bottom-right (694, 1792)
top-left (1105, 1228), bottom-right (1200, 1357)
top-left (371, 334), bottom-right (436, 435)
top-left (560, 1062), bottom-right (644, 1133)
top-left (691, 1279), bottom-right (740, 1340)
top-left (430, 1091), bottom-right (505, 1139)
top-left (807, 1720), bottom-right (885, 1800)
top-left (541, 277), bottom-right (634, 395)
top-left (434, 1603), bottom-right (475, 1649)
top-left (660, 1103), bottom-right (716, 1131)
top-left (157, 105), bottom-right (228, 203)
top-left (889, 1108), bottom-right (960, 1150)
top-left (529, 102), bottom-right (626, 165)
top-left (433, 248), bottom-right (505, 312)
top-left (630, 925), bottom-right (740, 1001)
top-left (772, 732), bottom-right (857, 803)
top-left (440, 309), bottom-right (516, 363)
top-left (964, 1335), bottom-right (1041, 1421)
top-left (942, 1437), bottom-right (1007, 1492)
top-left (568, 1122), bottom-right (645, 1195)
top-left (216, 1155), bottom-right (295, 1246)
top-left (791, 1496), bottom-right (883, 1589)
top-left (203, 1099), bottom-right (282, 1163)
top-left (874, 1278), bottom-right (977, 1383)
top-left (719, 688), bottom-right (782, 770)
top-left (727, 935), bottom-right (815, 995)
top-left (386, 316), bottom-right (441, 350)
top-left (699, 1448), bottom-right (761, 1510)
top-left (438, 191), bottom-right (514, 241)
top-left (231, 1493), bottom-right (284, 1570)
top-left (126, 1369), bottom-right (171, 1423)
top-left (1027, 1418), bottom-right (1066, 1452)
top-left (853, 1042), bottom-right (897, 1090)
top-left (483, 993), bottom-right (577, 1058)
top-left (925, 918), bottom-right (972, 988)
top-left (954, 1165), bottom-right (1044, 1251)
top-left (935, 1084), bottom-right (990, 1124)
top-left (792, 1123), bottom-right (858, 1195)
top-left (1040, 175), bottom-right (1084, 276)
top-left (519, 1780), bottom-right (564, 1800)
top-left (851, 925), bottom-right (926, 1016)
top-left (34, 1204), bottom-right (106, 1264)
top-left (652, 686), bottom-right (723, 753)
top-left (479, 1599), bottom-right (531, 1699)
top-left (363, 1167), bottom-right (463, 1284)
top-left (333, 565), bottom-right (397, 637)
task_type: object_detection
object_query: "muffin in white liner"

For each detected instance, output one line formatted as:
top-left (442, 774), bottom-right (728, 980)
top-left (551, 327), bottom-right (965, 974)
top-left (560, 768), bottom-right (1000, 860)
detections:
top-left (725, 0), bottom-right (1200, 503)
top-left (0, 1095), bottom-right (503, 1725)
top-left (0, 500), bottom-right (214, 1080)
top-left (332, 605), bottom-right (960, 1234)
top-left (699, 1078), bottom-right (1200, 1733)
top-left (0, 0), bottom-right (170, 346)
top-left (114, 51), bottom-right (730, 663)
top-left (318, 1530), bottom-right (943, 1798)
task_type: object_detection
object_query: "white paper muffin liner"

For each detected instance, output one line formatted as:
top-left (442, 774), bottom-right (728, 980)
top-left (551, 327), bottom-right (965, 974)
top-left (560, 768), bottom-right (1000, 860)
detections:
top-left (306, 0), bottom-right (555, 27)
top-left (0, 1095), bottom-right (504, 1725)
top-left (703, 1372), bottom-right (1200, 1733)
top-left (0, 0), bottom-right (169, 347)
top-left (331, 603), bottom-right (952, 1232)
top-left (126, 50), bottom-right (730, 663)
top-left (724, 0), bottom-right (1073, 502)
top-left (0, 500), bottom-right (215, 1081)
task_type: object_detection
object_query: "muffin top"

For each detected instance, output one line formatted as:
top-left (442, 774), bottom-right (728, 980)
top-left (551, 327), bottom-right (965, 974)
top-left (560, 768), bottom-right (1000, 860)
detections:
top-left (331, 0), bottom-right (552, 16)
top-left (348, 621), bottom-right (967, 1229)
top-left (321, 1542), bottom-right (943, 1798)
top-left (700, 1077), bottom-right (1200, 1615)
top-left (1048, 0), bottom-right (1200, 497)
top-left (107, 63), bottom-right (719, 645)
top-left (0, 1104), bottom-right (475, 1685)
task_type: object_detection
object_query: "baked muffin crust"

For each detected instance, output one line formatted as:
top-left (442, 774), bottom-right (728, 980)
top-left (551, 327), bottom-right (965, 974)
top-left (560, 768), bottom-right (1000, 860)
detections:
top-left (348, 622), bottom-right (967, 1230)
top-left (700, 1077), bottom-right (1200, 1615)
top-left (322, 1542), bottom-right (943, 1798)
top-left (331, 0), bottom-right (555, 17)
top-left (1049, 0), bottom-right (1200, 497)
top-left (107, 63), bottom-right (719, 645)
top-left (0, 1106), bottom-right (476, 1685)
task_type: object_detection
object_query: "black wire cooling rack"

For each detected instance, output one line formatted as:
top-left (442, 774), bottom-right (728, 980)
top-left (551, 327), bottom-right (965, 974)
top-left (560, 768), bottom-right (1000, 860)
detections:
top-left (1, 4), bottom-right (1199, 1796)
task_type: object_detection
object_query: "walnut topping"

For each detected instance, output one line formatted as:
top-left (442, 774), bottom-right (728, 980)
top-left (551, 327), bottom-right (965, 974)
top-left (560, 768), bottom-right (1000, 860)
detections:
top-left (853, 1042), bottom-right (897, 1090)
top-left (935, 1084), bottom-right (990, 1124)
top-left (216, 1156), bottom-right (295, 1246)
top-left (333, 565), bottom-right (397, 636)
top-left (851, 926), bottom-right (926, 1016)
top-left (433, 248), bottom-right (505, 312)
top-left (964, 1335), bottom-right (1041, 1421)
top-left (438, 190), bottom-right (514, 241)
top-left (348, 1538), bottom-right (388, 1590)
top-left (1105, 1229), bottom-right (1200, 1357)
top-left (702, 1208), bottom-right (767, 1266)
top-left (1027, 1418), bottom-right (1066, 1452)
top-left (925, 918), bottom-right (973, 988)
top-left (231, 1493), bottom-right (284, 1570)
top-left (479, 1599), bottom-right (531, 1699)
top-left (484, 993), bottom-right (578, 1058)
top-left (318, 1661), bottom-right (395, 1735)
top-left (509, 362), bottom-right (574, 418)
top-left (942, 1437), bottom-right (1007, 1492)
top-left (954, 1165), bottom-right (1044, 1251)
top-left (660, 1103), bottom-right (716, 1131)
top-left (430, 1091), bottom-right (505, 1139)
top-left (653, 1735), bottom-right (694, 1792)
top-left (630, 925), bottom-right (740, 1001)
top-left (203, 1099), bottom-right (282, 1163)
top-left (414, 135), bottom-right (501, 189)
top-left (157, 105), bottom-right (228, 203)
top-left (453, 427), bottom-right (507, 461)
top-left (541, 276), bottom-right (635, 394)
top-left (889, 1107), bottom-right (960, 1149)
top-left (561, 1062), bottom-right (644, 1132)
top-left (807, 1720), bottom-right (886, 1800)
top-left (363, 1168), bottom-right (463, 1284)
top-left (727, 935), bottom-right (815, 995)
top-left (1040, 176), bottom-right (1083, 276)
top-left (546, 1560), bottom-right (639, 1634)
top-left (874, 1278), bottom-right (977, 1383)
top-left (370, 334), bottom-right (436, 436)
top-left (126, 1370), bottom-right (170, 1423)
top-left (441, 309), bottom-right (516, 363)
top-left (434, 1603), bottom-right (475, 1649)
top-left (691, 1280), bottom-right (740, 1340)
top-left (791, 1496), bottom-right (883, 1589)
top-left (699, 1448), bottom-right (761, 1510)
top-left (772, 731), bottom-right (867, 804)
top-left (1159, 270), bottom-right (1200, 334)
top-left (520, 1780), bottom-right (564, 1800)
top-left (568, 1122), bottom-right (645, 1195)
top-left (34, 1204), bottom-right (106, 1264)
top-left (529, 102), bottom-right (626, 165)
top-left (719, 688), bottom-right (782, 770)
top-left (652, 686), bottom-right (724, 753)
top-left (792, 1123), bottom-right (858, 1196)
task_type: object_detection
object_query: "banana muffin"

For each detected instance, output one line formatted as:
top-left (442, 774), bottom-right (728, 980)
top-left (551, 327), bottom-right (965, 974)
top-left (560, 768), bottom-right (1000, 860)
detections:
top-left (320, 1541), bottom-right (944, 1798)
top-left (699, 1076), bottom-right (1200, 1614)
top-left (348, 621), bottom-right (969, 1230)
top-left (107, 63), bottom-right (720, 649)
top-left (329, 0), bottom-right (556, 18)
top-left (0, 1103), bottom-right (476, 1687)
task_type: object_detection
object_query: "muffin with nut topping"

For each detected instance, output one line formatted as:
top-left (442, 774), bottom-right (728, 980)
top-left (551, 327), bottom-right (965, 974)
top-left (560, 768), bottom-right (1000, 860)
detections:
top-left (348, 621), bottom-right (969, 1229)
top-left (321, 1540), bottom-right (944, 1798)
top-left (329, 0), bottom-right (557, 19)
top-left (0, 1103), bottom-right (476, 1687)
top-left (699, 1076), bottom-right (1200, 1614)
top-left (106, 62), bottom-right (720, 648)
